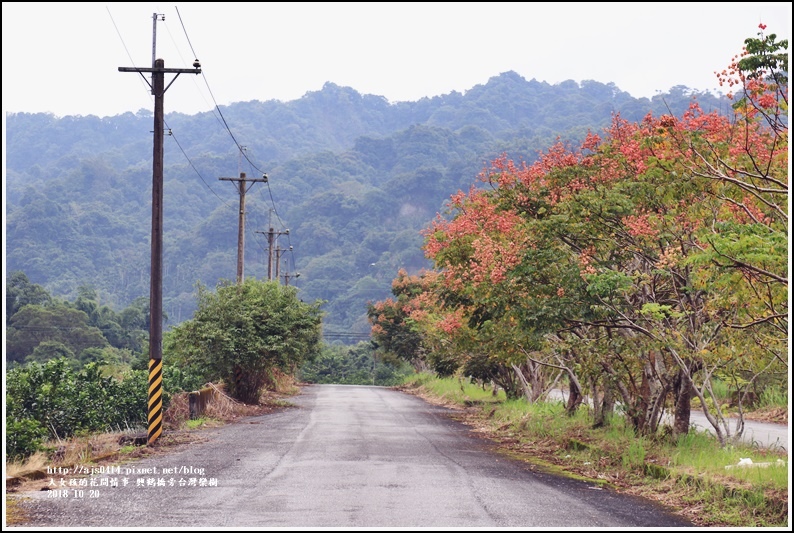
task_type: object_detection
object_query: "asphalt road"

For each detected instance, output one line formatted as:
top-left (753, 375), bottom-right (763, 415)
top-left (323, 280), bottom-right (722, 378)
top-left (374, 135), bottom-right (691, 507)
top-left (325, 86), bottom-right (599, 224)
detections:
top-left (688, 414), bottom-right (788, 453)
top-left (15, 384), bottom-right (693, 528)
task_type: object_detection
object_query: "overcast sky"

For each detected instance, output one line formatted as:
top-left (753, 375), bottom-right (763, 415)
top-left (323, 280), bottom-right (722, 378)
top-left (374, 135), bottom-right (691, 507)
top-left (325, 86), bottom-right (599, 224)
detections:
top-left (2, 2), bottom-right (792, 118)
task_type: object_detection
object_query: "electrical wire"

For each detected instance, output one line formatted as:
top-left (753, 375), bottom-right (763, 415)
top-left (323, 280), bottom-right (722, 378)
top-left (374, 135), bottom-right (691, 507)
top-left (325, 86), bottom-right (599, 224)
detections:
top-left (106, 7), bottom-right (152, 100)
top-left (110, 6), bottom-right (303, 289)
top-left (108, 6), bottom-right (232, 211)
top-left (166, 127), bottom-right (233, 209)
top-left (174, 6), bottom-right (300, 283)
top-left (174, 6), bottom-right (267, 177)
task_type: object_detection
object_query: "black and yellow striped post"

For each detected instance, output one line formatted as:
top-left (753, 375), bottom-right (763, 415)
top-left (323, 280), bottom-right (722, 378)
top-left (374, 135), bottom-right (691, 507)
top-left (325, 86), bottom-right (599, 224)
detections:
top-left (148, 358), bottom-right (164, 445)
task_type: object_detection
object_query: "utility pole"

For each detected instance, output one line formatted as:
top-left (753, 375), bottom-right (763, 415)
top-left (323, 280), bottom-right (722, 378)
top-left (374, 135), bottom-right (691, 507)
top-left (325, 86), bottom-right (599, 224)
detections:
top-left (283, 271), bottom-right (300, 286)
top-left (219, 172), bottom-right (268, 284)
top-left (275, 245), bottom-right (292, 281)
top-left (256, 227), bottom-right (289, 281)
top-left (118, 13), bottom-right (200, 446)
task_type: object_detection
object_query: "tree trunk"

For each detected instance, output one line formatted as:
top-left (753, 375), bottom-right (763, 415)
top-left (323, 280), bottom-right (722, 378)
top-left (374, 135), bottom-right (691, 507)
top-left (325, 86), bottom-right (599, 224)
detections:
top-left (511, 363), bottom-right (533, 403)
top-left (602, 385), bottom-right (615, 419)
top-left (672, 368), bottom-right (692, 438)
top-left (636, 364), bottom-right (651, 434)
top-left (591, 377), bottom-right (603, 427)
top-left (565, 373), bottom-right (583, 415)
top-left (592, 377), bottom-right (615, 428)
top-left (494, 365), bottom-right (522, 400)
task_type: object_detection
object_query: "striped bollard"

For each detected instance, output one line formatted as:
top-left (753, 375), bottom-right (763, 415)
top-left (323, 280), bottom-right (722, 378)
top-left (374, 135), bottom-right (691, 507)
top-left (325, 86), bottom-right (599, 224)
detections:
top-left (148, 358), bottom-right (163, 445)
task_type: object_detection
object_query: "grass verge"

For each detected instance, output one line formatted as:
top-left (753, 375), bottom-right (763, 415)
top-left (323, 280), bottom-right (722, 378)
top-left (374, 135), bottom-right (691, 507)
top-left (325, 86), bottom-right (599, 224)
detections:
top-left (397, 373), bottom-right (789, 528)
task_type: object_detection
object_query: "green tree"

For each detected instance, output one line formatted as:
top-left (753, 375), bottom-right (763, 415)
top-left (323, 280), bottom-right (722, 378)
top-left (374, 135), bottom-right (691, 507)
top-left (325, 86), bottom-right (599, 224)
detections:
top-left (6, 303), bottom-right (108, 365)
top-left (27, 340), bottom-right (75, 365)
top-left (164, 279), bottom-right (324, 403)
top-left (299, 341), bottom-right (410, 385)
top-left (6, 270), bottom-right (52, 325)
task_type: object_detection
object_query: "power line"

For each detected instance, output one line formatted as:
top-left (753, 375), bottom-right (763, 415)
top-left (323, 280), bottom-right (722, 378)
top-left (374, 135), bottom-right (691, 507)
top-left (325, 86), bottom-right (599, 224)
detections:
top-left (7, 326), bottom-right (106, 332)
top-left (173, 7), bottom-right (300, 284)
top-left (174, 6), bottom-right (199, 66)
top-left (106, 7), bottom-right (151, 103)
top-left (108, 6), bottom-right (231, 211)
top-left (164, 11), bottom-right (228, 132)
top-left (111, 6), bottom-right (303, 288)
top-left (166, 128), bottom-right (233, 208)
top-left (174, 7), bottom-right (265, 175)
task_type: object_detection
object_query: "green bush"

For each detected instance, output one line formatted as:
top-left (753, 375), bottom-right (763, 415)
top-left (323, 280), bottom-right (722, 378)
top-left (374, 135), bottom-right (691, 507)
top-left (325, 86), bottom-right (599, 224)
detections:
top-left (6, 418), bottom-right (49, 460)
top-left (758, 385), bottom-right (787, 408)
top-left (5, 358), bottom-right (148, 458)
top-left (165, 279), bottom-right (323, 403)
top-left (162, 364), bottom-right (206, 394)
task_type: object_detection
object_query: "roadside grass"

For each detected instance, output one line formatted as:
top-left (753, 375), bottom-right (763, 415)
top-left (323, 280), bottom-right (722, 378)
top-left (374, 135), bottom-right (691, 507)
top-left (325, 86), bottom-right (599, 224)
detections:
top-left (758, 385), bottom-right (787, 409)
top-left (402, 372), bottom-right (506, 405)
top-left (710, 377), bottom-right (731, 404)
top-left (185, 417), bottom-right (214, 429)
top-left (6, 429), bottom-right (156, 486)
top-left (6, 451), bottom-right (49, 481)
top-left (5, 429), bottom-right (153, 526)
top-left (400, 373), bottom-right (789, 528)
top-left (670, 431), bottom-right (788, 487)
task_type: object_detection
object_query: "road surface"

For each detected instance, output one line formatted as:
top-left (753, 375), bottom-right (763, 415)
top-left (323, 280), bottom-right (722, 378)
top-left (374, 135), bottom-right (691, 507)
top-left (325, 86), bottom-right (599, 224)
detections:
top-left (14, 384), bottom-right (692, 528)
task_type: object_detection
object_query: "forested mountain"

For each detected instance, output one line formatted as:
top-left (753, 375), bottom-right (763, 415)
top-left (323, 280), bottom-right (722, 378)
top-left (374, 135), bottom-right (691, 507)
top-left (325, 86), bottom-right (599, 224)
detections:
top-left (5, 71), bottom-right (729, 339)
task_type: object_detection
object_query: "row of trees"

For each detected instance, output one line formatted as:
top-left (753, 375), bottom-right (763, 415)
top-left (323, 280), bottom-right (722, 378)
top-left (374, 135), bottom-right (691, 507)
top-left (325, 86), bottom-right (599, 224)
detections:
top-left (6, 271), bottom-right (149, 367)
top-left (369, 27), bottom-right (788, 446)
top-left (298, 341), bottom-right (414, 386)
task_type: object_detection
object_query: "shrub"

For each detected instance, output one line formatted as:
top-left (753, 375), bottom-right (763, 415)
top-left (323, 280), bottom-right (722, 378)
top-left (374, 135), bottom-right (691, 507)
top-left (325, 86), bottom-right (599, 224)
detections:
top-left (5, 358), bottom-right (148, 458)
top-left (6, 418), bottom-right (49, 460)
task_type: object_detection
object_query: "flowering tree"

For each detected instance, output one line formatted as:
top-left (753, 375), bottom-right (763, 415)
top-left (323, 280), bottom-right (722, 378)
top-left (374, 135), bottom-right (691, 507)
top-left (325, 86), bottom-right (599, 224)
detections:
top-left (394, 26), bottom-right (788, 444)
top-left (367, 269), bottom-right (430, 372)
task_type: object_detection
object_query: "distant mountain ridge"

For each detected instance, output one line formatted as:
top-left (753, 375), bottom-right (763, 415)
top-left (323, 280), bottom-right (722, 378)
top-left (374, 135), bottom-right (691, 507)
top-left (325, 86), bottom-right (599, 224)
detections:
top-left (5, 72), bottom-right (729, 337)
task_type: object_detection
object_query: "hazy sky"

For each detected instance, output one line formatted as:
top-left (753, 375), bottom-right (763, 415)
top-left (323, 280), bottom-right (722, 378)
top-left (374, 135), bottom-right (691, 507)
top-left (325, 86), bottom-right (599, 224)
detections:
top-left (2, 2), bottom-right (792, 118)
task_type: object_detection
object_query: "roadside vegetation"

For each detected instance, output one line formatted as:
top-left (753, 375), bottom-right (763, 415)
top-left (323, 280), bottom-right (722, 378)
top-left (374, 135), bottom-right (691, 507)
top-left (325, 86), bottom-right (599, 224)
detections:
top-left (365, 30), bottom-right (789, 528)
top-left (298, 341), bottom-right (414, 386)
top-left (5, 275), bottom-right (321, 528)
top-left (6, 278), bottom-right (322, 460)
top-left (5, 370), bottom-right (302, 526)
top-left (399, 373), bottom-right (788, 527)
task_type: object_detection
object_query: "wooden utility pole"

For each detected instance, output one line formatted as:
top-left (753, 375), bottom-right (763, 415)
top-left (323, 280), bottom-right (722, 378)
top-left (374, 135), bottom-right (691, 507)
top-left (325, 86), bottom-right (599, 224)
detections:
top-left (118, 15), bottom-right (201, 446)
top-left (219, 172), bottom-right (268, 283)
top-left (275, 245), bottom-right (289, 281)
top-left (256, 227), bottom-right (288, 281)
top-left (268, 229), bottom-right (275, 281)
top-left (276, 245), bottom-right (294, 281)
top-left (283, 271), bottom-right (300, 286)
